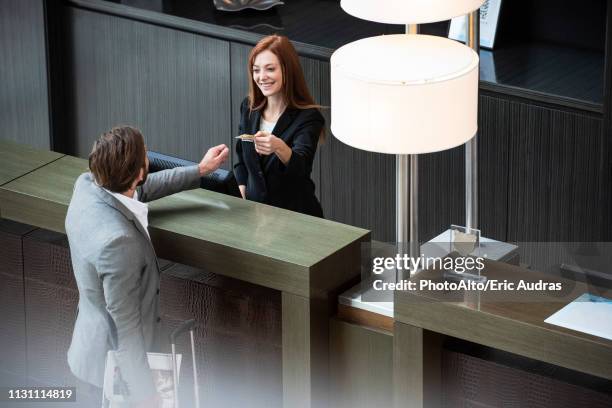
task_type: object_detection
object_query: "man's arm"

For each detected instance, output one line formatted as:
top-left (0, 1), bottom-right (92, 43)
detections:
top-left (137, 165), bottom-right (200, 203)
top-left (97, 235), bottom-right (157, 403)
top-left (138, 144), bottom-right (229, 203)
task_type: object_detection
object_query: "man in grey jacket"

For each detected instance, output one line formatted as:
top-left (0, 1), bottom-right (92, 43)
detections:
top-left (65, 126), bottom-right (228, 406)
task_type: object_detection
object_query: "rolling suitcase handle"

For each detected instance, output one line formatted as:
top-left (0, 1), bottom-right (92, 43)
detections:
top-left (170, 319), bottom-right (200, 408)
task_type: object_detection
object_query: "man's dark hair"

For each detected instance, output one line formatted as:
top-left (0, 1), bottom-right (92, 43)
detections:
top-left (88, 126), bottom-right (146, 193)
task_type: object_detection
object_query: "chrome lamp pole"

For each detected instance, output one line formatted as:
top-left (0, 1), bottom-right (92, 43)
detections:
top-left (396, 24), bottom-right (420, 263)
top-left (465, 10), bottom-right (480, 229)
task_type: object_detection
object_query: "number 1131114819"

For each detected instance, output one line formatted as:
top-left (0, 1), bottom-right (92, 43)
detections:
top-left (3, 387), bottom-right (75, 401)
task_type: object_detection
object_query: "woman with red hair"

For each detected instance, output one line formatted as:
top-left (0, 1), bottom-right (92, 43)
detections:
top-left (233, 35), bottom-right (324, 217)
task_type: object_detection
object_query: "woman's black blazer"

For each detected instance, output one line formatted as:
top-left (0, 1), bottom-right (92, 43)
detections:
top-left (233, 98), bottom-right (324, 218)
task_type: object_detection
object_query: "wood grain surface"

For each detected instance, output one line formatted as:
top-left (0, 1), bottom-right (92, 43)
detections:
top-left (600, 1), bottom-right (612, 242)
top-left (394, 260), bottom-right (612, 381)
top-left (329, 318), bottom-right (393, 408)
top-left (0, 156), bottom-right (86, 233)
top-left (506, 101), bottom-right (604, 241)
top-left (0, 153), bottom-right (369, 298)
top-left (0, 140), bottom-right (63, 187)
top-left (229, 41), bottom-right (251, 173)
top-left (336, 303), bottom-right (393, 333)
top-left (477, 95), bottom-right (512, 240)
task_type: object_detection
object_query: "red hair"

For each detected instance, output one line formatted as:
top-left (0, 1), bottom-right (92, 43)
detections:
top-left (248, 35), bottom-right (320, 113)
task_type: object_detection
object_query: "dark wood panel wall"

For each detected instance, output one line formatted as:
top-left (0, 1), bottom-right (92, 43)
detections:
top-left (477, 95), bottom-right (512, 241)
top-left (505, 101), bottom-right (604, 242)
top-left (0, 0), bottom-right (50, 148)
top-left (229, 42), bottom-right (251, 172)
top-left (601, 0), bottom-right (612, 242)
top-left (57, 6), bottom-right (232, 167)
top-left (2, 2), bottom-right (610, 244)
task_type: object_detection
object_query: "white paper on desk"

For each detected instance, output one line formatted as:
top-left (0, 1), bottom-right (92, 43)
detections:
top-left (544, 293), bottom-right (612, 341)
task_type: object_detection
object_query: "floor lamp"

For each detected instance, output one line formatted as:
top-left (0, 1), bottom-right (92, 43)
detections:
top-left (331, 0), bottom-right (484, 276)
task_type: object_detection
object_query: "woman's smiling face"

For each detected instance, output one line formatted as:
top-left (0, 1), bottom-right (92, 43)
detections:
top-left (253, 50), bottom-right (283, 98)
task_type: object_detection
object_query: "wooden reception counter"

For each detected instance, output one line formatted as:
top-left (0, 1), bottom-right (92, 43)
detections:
top-left (0, 141), bottom-right (370, 408)
top-left (393, 261), bottom-right (612, 408)
top-left (0, 140), bottom-right (64, 186)
top-left (6, 141), bottom-right (611, 408)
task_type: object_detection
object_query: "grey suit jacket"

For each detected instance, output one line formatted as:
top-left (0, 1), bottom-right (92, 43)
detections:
top-left (65, 165), bottom-right (200, 402)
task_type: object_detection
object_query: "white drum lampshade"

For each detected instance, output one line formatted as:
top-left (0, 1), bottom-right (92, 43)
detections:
top-left (331, 34), bottom-right (479, 155)
top-left (341, 0), bottom-right (485, 24)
